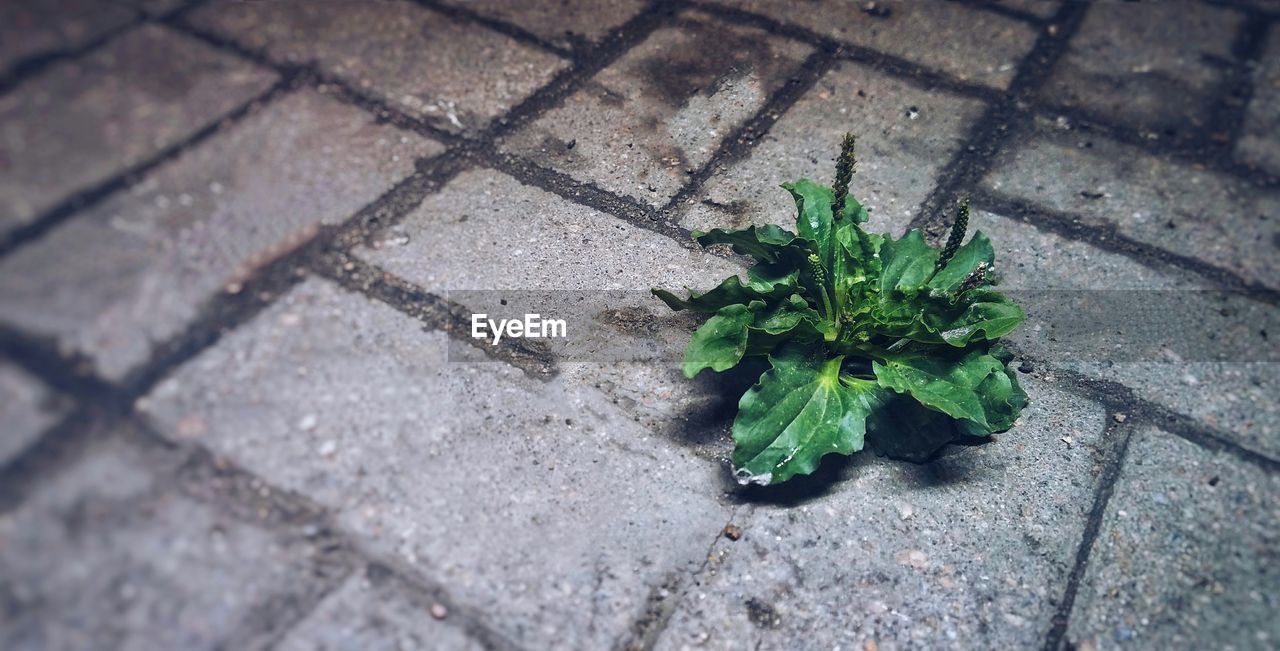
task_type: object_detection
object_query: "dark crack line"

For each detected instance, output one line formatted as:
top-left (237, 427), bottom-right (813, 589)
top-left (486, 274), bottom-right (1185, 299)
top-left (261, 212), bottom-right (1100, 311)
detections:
top-left (0, 75), bottom-right (295, 259)
top-left (689, 0), bottom-right (1002, 103)
top-left (1041, 414), bottom-right (1135, 651)
top-left (909, 1), bottom-right (1091, 238)
top-left (409, 0), bottom-right (574, 57)
top-left (1034, 99), bottom-right (1280, 189)
top-left (1002, 343), bottom-right (1280, 474)
top-left (1205, 9), bottom-right (1274, 163)
top-left (660, 47), bottom-right (843, 216)
top-left (309, 251), bottom-right (559, 379)
top-left (973, 189), bottom-right (1280, 305)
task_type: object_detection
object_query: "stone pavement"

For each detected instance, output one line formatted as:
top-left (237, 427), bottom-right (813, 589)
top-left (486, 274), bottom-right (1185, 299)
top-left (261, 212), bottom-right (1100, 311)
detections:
top-left (0, 1), bottom-right (1276, 649)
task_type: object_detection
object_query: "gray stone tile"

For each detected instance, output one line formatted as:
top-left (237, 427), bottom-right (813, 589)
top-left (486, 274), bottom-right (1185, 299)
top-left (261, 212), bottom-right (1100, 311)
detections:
top-left (278, 566), bottom-right (483, 651)
top-left (439, 0), bottom-right (649, 49)
top-left (0, 361), bottom-right (66, 464)
top-left (0, 0), bottom-right (136, 72)
top-left (1043, 1), bottom-right (1244, 133)
top-left (358, 166), bottom-right (753, 453)
top-left (139, 277), bottom-right (734, 650)
top-left (189, 0), bottom-right (568, 134)
top-left (1237, 25), bottom-right (1280, 176)
top-left (359, 167), bottom-right (742, 293)
top-left (983, 125), bottom-right (1279, 290)
top-left (655, 377), bottom-right (1108, 650)
top-left (1066, 428), bottom-right (1279, 650)
top-left (677, 59), bottom-right (986, 237)
top-left (709, 0), bottom-right (1039, 90)
top-left (501, 9), bottom-right (813, 207)
top-left (969, 209), bottom-right (1279, 460)
top-left (0, 24), bottom-right (278, 237)
top-left (0, 433), bottom-right (336, 650)
top-left (0, 89), bottom-right (440, 381)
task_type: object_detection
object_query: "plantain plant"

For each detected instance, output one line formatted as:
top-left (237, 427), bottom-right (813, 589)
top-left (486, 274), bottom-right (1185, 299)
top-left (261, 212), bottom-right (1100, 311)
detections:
top-left (654, 134), bottom-right (1028, 486)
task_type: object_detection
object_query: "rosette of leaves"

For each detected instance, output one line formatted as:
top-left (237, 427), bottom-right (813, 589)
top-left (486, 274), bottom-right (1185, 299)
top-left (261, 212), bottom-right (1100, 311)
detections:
top-left (653, 134), bottom-right (1028, 486)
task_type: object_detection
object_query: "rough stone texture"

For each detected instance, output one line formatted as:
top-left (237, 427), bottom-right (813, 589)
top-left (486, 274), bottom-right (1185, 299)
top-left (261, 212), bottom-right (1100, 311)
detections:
top-left (971, 209), bottom-right (1279, 460)
top-left (440, 0), bottom-right (650, 49)
top-left (677, 59), bottom-right (986, 237)
top-left (189, 0), bottom-right (568, 134)
top-left (140, 278), bottom-right (733, 650)
top-left (277, 566), bottom-right (483, 651)
top-left (655, 377), bottom-right (1108, 650)
top-left (0, 433), bottom-right (336, 650)
top-left (0, 0), bottom-right (136, 73)
top-left (0, 361), bottom-right (66, 464)
top-left (1043, 1), bottom-right (1244, 133)
top-left (1237, 26), bottom-right (1280, 176)
top-left (0, 24), bottom-right (278, 237)
top-left (360, 167), bottom-right (741, 293)
top-left (1066, 428), bottom-right (1279, 650)
top-left (0, 89), bottom-right (440, 381)
top-left (2, 1), bottom-right (1277, 648)
top-left (710, 0), bottom-right (1039, 90)
top-left (983, 124), bottom-right (1279, 290)
top-left (360, 167), bottom-right (754, 453)
top-left (501, 10), bottom-right (813, 207)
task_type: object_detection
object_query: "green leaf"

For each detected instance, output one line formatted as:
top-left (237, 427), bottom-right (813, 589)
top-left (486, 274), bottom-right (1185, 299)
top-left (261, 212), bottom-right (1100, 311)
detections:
top-left (682, 302), bottom-right (758, 378)
top-left (920, 289), bottom-right (1026, 346)
top-left (745, 294), bottom-right (826, 355)
top-left (838, 193), bottom-right (870, 224)
top-left (872, 345), bottom-right (1013, 431)
top-left (955, 344), bottom-right (1028, 436)
top-left (732, 345), bottom-right (887, 485)
top-left (783, 179), bottom-right (836, 267)
top-left (833, 218), bottom-right (883, 316)
top-left (927, 231), bottom-right (994, 293)
top-left (652, 269), bottom-right (794, 313)
top-left (878, 229), bottom-right (939, 295)
top-left (693, 224), bottom-right (804, 264)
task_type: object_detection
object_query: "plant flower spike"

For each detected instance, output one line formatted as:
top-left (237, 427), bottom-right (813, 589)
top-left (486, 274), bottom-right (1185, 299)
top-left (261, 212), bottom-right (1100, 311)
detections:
top-left (654, 133), bottom-right (1028, 486)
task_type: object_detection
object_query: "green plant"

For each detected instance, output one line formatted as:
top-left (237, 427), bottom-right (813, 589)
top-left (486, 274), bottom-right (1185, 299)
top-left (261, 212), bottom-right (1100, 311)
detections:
top-left (653, 134), bottom-right (1028, 486)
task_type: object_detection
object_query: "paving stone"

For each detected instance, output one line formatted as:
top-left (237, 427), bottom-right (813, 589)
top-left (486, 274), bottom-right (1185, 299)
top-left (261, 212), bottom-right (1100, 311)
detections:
top-left (1042, 1), bottom-right (1244, 134)
top-left (0, 0), bottom-right (136, 73)
top-left (677, 59), bottom-right (986, 237)
top-left (1066, 428), bottom-right (1279, 650)
top-left (278, 566), bottom-right (483, 651)
top-left (139, 277), bottom-right (734, 650)
top-left (359, 166), bottom-right (754, 453)
top-left (0, 89), bottom-right (440, 381)
top-left (968, 209), bottom-right (1279, 460)
top-left (0, 24), bottom-right (277, 237)
top-left (189, 0), bottom-right (568, 134)
top-left (1237, 26), bottom-right (1280, 176)
top-left (655, 376), bottom-right (1108, 650)
top-left (983, 124), bottom-right (1279, 290)
top-left (360, 167), bottom-right (742, 293)
top-left (439, 0), bottom-right (649, 49)
top-left (501, 9), bottom-right (812, 207)
top-left (0, 433), bottom-right (336, 650)
top-left (0, 361), bottom-right (66, 464)
top-left (709, 0), bottom-right (1039, 90)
